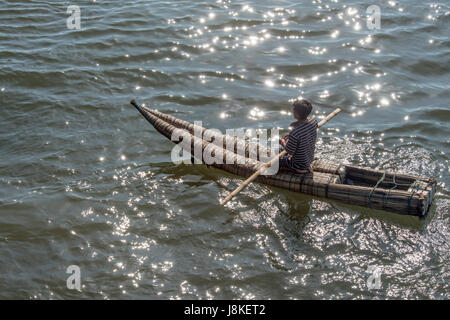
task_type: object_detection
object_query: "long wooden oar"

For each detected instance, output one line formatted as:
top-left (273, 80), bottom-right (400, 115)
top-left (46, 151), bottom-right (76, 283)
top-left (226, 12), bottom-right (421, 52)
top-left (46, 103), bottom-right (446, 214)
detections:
top-left (220, 107), bottom-right (342, 205)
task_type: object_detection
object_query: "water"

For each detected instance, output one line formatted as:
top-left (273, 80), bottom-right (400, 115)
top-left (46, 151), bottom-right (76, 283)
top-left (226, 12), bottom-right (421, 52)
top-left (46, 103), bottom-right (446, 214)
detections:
top-left (0, 0), bottom-right (449, 299)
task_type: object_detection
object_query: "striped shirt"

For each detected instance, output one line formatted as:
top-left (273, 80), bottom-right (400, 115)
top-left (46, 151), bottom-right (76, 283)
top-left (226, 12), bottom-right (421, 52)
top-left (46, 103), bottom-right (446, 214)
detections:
top-left (283, 118), bottom-right (318, 171)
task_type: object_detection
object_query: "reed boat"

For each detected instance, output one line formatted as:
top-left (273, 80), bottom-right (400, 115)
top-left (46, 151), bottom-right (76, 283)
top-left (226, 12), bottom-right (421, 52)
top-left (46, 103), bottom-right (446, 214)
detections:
top-left (130, 100), bottom-right (436, 218)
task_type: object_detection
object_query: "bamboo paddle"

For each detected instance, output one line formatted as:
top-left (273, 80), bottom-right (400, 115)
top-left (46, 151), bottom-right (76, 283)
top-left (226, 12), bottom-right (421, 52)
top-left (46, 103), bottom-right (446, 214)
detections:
top-left (220, 107), bottom-right (342, 205)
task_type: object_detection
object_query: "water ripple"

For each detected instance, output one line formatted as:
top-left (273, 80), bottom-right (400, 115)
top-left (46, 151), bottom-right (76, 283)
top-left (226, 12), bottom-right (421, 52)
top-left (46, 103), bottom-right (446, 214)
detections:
top-left (0, 0), bottom-right (448, 299)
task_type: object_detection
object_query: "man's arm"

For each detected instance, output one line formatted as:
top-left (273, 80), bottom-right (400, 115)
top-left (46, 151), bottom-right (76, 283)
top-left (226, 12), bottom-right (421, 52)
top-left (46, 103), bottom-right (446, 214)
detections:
top-left (283, 134), bottom-right (298, 155)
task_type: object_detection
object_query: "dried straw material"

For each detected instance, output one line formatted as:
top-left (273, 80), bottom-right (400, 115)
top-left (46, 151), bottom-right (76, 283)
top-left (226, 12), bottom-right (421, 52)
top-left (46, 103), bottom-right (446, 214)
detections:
top-left (131, 101), bottom-right (436, 217)
top-left (142, 106), bottom-right (274, 159)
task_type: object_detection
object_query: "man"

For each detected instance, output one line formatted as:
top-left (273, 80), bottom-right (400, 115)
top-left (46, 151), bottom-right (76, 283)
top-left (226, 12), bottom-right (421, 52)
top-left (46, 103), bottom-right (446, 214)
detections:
top-left (279, 99), bottom-right (318, 173)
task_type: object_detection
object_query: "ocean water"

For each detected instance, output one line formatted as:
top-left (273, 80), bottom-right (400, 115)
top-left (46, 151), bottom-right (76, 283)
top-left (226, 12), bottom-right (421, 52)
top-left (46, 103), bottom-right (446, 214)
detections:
top-left (0, 0), bottom-right (448, 299)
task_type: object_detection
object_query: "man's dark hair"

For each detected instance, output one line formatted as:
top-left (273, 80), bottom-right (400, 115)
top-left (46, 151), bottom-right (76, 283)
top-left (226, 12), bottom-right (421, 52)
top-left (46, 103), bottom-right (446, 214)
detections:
top-left (293, 99), bottom-right (313, 120)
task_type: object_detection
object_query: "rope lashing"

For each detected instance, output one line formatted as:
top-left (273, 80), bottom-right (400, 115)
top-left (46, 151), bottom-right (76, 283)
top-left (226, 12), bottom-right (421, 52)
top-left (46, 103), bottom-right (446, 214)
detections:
top-left (407, 180), bottom-right (422, 212)
top-left (368, 171), bottom-right (423, 209)
top-left (367, 170), bottom-right (386, 208)
top-left (325, 163), bottom-right (344, 198)
top-left (384, 173), bottom-right (397, 209)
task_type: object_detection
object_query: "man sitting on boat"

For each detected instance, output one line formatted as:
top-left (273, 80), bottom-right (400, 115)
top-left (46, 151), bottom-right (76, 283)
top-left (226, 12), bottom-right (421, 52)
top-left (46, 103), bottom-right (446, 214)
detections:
top-left (279, 99), bottom-right (318, 174)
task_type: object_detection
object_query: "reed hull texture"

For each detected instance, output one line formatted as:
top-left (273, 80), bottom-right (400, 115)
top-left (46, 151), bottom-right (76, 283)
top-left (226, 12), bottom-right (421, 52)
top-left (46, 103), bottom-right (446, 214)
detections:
top-left (131, 102), bottom-right (436, 218)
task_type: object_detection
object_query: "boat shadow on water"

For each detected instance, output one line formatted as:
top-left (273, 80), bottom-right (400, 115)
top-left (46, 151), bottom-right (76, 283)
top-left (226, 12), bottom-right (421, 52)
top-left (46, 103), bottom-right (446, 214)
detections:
top-left (146, 162), bottom-right (430, 230)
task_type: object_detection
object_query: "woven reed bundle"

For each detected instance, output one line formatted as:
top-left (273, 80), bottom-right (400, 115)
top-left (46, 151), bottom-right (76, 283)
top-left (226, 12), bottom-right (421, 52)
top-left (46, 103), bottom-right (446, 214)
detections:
top-left (311, 160), bottom-right (434, 216)
top-left (143, 107), bottom-right (353, 178)
top-left (131, 100), bottom-right (435, 217)
top-left (135, 103), bottom-right (342, 194)
top-left (311, 159), bottom-right (347, 180)
top-left (141, 106), bottom-right (274, 160)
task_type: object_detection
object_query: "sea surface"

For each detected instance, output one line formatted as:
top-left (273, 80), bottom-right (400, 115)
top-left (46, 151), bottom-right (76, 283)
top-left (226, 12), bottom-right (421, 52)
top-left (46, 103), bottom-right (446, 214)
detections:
top-left (0, 0), bottom-right (449, 299)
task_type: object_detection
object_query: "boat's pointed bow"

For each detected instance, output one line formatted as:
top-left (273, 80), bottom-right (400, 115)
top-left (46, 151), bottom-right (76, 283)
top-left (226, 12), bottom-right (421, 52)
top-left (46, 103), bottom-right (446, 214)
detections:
top-left (130, 99), bottom-right (154, 123)
top-left (130, 99), bottom-right (179, 141)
